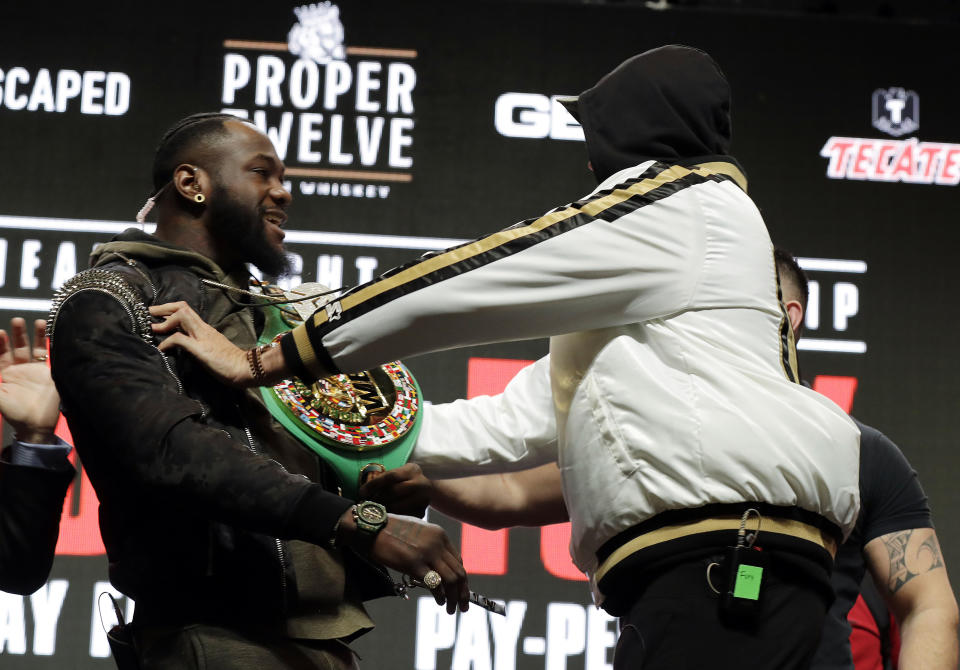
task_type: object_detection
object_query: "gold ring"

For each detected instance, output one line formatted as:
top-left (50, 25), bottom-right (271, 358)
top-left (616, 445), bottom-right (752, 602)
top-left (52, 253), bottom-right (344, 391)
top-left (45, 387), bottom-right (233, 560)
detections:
top-left (34, 354), bottom-right (48, 362)
top-left (422, 570), bottom-right (442, 590)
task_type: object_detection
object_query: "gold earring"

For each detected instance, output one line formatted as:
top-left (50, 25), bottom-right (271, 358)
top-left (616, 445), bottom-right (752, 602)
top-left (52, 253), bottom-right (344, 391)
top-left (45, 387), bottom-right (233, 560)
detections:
top-left (194, 193), bottom-right (205, 204)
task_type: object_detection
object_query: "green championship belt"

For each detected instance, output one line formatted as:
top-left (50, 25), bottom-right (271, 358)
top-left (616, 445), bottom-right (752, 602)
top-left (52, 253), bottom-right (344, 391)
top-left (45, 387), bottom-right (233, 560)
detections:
top-left (256, 283), bottom-right (422, 500)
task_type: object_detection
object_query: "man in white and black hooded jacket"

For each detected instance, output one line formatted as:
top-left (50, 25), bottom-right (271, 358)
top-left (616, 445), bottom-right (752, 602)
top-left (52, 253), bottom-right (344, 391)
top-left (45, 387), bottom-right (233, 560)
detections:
top-left (155, 45), bottom-right (862, 668)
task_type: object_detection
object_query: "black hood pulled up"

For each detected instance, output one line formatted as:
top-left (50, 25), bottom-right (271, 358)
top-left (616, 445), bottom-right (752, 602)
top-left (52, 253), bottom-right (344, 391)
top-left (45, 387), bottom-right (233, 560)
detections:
top-left (571, 45), bottom-right (736, 183)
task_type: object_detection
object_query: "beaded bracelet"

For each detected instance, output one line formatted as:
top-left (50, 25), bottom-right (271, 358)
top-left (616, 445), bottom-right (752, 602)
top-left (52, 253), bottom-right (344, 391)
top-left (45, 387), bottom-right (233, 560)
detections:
top-left (246, 345), bottom-right (266, 384)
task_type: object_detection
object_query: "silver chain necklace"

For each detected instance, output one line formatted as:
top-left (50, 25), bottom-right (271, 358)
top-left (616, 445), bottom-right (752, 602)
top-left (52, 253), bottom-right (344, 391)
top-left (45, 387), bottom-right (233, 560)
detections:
top-left (200, 278), bottom-right (341, 305)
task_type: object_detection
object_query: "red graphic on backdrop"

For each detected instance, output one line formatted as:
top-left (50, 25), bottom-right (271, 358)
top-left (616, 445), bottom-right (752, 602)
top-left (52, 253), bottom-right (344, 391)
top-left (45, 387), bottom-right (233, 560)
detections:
top-left (52, 414), bottom-right (104, 555)
top-left (462, 357), bottom-right (586, 581)
top-left (540, 522), bottom-right (586, 581)
top-left (459, 358), bottom-right (530, 575)
top-left (812, 375), bottom-right (859, 413)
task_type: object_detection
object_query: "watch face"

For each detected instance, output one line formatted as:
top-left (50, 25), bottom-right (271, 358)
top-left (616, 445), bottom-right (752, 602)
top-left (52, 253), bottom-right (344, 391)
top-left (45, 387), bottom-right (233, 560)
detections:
top-left (358, 503), bottom-right (387, 524)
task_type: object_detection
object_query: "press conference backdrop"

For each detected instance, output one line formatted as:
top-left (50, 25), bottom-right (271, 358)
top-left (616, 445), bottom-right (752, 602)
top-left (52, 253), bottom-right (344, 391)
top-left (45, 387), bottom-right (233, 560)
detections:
top-left (0, 1), bottom-right (957, 667)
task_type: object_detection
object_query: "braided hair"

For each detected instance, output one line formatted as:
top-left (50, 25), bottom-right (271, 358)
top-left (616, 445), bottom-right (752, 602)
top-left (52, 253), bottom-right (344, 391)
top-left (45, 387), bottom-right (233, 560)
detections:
top-left (151, 112), bottom-right (243, 191)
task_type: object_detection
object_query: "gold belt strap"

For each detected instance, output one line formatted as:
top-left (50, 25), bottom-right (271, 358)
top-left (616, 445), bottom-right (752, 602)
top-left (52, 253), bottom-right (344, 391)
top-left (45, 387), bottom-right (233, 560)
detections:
top-left (595, 515), bottom-right (837, 584)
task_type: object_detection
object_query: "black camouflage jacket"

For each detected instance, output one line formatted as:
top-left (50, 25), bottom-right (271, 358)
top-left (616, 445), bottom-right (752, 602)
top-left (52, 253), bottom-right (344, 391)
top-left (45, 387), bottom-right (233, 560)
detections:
top-left (49, 229), bottom-right (389, 636)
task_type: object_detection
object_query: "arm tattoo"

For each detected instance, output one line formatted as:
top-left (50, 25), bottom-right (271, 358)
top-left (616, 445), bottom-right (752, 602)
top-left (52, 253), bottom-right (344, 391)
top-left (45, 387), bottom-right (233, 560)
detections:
top-left (918, 533), bottom-right (945, 571)
top-left (882, 529), bottom-right (945, 593)
top-left (883, 532), bottom-right (912, 592)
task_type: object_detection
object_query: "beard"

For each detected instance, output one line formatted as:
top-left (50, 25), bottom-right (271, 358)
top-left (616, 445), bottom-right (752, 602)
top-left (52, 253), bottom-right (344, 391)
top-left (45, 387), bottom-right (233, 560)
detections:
top-left (206, 186), bottom-right (292, 278)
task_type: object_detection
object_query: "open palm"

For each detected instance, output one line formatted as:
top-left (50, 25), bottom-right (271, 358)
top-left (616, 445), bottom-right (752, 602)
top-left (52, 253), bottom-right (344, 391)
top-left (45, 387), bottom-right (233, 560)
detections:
top-left (0, 319), bottom-right (61, 442)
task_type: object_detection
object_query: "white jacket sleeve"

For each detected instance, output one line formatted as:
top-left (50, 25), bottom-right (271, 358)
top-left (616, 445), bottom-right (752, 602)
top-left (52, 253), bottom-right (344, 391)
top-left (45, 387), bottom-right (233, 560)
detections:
top-left (281, 162), bottom-right (749, 381)
top-left (412, 356), bottom-right (557, 478)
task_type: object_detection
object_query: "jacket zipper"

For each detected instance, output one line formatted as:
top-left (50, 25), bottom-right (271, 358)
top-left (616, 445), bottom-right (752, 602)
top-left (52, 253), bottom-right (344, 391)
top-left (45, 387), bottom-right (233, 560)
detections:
top-left (240, 420), bottom-right (289, 607)
top-left (113, 254), bottom-right (185, 395)
top-left (113, 252), bottom-right (158, 301)
top-left (159, 354), bottom-right (184, 395)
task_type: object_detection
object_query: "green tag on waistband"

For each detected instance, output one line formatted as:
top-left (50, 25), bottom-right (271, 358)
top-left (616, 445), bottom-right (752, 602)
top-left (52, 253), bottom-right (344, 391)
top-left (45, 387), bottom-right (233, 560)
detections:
top-left (733, 564), bottom-right (763, 600)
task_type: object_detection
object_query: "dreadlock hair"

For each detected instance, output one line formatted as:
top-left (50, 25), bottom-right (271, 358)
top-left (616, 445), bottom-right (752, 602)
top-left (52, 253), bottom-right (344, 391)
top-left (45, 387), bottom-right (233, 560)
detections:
top-left (774, 247), bottom-right (809, 312)
top-left (150, 112), bottom-right (243, 192)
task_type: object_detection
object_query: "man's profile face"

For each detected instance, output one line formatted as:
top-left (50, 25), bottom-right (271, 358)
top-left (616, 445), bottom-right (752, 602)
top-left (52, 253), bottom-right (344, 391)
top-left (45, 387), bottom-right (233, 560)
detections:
top-left (204, 121), bottom-right (292, 276)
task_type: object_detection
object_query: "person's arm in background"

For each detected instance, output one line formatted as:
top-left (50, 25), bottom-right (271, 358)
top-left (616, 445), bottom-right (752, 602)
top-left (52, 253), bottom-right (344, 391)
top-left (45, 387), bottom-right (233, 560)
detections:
top-left (864, 528), bottom-right (958, 669)
top-left (359, 460), bottom-right (567, 530)
top-left (358, 355), bottom-right (566, 529)
top-left (856, 421), bottom-right (959, 670)
top-left (428, 463), bottom-right (567, 530)
top-left (0, 318), bottom-right (74, 595)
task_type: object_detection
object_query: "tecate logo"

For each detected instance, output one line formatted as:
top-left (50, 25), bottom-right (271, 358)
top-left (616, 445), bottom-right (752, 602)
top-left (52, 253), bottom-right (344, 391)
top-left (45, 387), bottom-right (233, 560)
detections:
top-left (820, 137), bottom-right (960, 185)
top-left (820, 87), bottom-right (959, 186)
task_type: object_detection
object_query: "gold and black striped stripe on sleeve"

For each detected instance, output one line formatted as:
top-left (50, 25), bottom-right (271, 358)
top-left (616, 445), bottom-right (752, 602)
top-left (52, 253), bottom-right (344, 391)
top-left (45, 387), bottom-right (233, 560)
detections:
top-left (283, 161), bottom-right (745, 381)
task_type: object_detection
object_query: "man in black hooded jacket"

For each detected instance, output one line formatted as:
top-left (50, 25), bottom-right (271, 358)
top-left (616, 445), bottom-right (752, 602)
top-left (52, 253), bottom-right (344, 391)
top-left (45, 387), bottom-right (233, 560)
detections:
top-left (153, 47), bottom-right (861, 668)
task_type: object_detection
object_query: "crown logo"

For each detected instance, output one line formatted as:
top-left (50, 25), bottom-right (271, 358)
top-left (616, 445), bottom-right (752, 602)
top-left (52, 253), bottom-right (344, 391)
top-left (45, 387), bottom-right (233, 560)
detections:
top-left (288, 2), bottom-right (346, 65)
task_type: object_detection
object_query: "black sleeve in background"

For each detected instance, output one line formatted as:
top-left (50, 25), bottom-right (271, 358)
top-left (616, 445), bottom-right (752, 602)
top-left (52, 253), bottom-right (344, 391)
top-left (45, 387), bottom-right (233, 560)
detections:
top-left (50, 290), bottom-right (349, 547)
top-left (0, 460), bottom-right (74, 595)
top-left (855, 419), bottom-right (933, 545)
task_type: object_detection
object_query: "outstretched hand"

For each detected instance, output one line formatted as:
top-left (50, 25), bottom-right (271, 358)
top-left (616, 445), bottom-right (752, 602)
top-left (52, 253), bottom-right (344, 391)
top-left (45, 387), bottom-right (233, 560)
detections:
top-left (358, 463), bottom-right (433, 517)
top-left (0, 318), bottom-right (61, 443)
top-left (150, 302), bottom-right (253, 387)
top-left (359, 463), bottom-right (433, 517)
